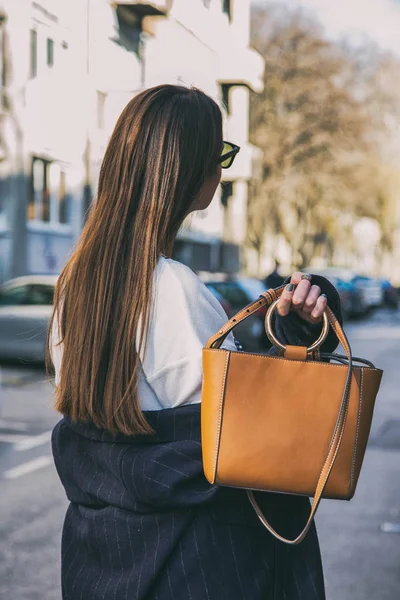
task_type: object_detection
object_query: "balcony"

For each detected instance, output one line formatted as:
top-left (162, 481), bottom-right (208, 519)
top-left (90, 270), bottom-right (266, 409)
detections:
top-left (217, 46), bottom-right (264, 93)
top-left (115, 1), bottom-right (170, 17)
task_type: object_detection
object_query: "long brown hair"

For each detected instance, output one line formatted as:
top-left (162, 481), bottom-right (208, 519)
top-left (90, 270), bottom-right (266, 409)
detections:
top-left (46, 85), bottom-right (223, 435)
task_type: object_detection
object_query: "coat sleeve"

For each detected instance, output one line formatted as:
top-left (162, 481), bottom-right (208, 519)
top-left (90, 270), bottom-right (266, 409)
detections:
top-left (119, 441), bottom-right (219, 511)
top-left (271, 274), bottom-right (343, 354)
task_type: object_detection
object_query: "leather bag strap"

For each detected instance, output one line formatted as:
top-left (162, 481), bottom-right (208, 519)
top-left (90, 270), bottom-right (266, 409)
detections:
top-left (247, 306), bottom-right (354, 545)
top-left (205, 285), bottom-right (287, 350)
top-left (205, 283), bottom-right (349, 352)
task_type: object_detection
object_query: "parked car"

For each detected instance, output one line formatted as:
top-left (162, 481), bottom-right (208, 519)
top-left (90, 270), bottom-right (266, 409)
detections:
top-left (304, 267), bottom-right (355, 283)
top-left (342, 279), bottom-right (368, 318)
top-left (351, 276), bottom-right (383, 310)
top-left (323, 277), bottom-right (352, 320)
top-left (379, 279), bottom-right (399, 309)
top-left (303, 267), bottom-right (373, 318)
top-left (329, 277), bottom-right (368, 319)
top-left (239, 277), bottom-right (275, 349)
top-left (204, 278), bottom-right (269, 351)
top-left (0, 275), bottom-right (58, 362)
top-left (205, 285), bottom-right (233, 318)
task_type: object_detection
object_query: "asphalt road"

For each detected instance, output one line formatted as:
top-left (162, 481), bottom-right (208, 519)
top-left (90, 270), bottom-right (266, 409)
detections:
top-left (0, 308), bottom-right (399, 600)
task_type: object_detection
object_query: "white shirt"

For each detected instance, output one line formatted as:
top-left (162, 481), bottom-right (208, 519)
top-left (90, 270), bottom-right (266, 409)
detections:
top-left (50, 257), bottom-right (236, 410)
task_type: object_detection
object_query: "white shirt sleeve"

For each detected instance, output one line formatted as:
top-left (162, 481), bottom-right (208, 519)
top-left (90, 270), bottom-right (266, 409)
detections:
top-left (49, 305), bottom-right (63, 387)
top-left (139, 258), bottom-right (236, 409)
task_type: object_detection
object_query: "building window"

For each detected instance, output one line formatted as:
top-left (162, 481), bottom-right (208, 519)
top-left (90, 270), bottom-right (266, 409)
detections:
top-left (97, 91), bottom-right (107, 129)
top-left (29, 158), bottom-right (47, 221)
top-left (0, 175), bottom-right (9, 221)
top-left (59, 170), bottom-right (68, 223)
top-left (113, 6), bottom-right (142, 57)
top-left (221, 181), bottom-right (233, 207)
top-left (222, 0), bottom-right (232, 21)
top-left (221, 84), bottom-right (231, 115)
top-left (0, 23), bottom-right (5, 90)
top-left (30, 29), bottom-right (37, 78)
top-left (28, 157), bottom-right (69, 225)
top-left (47, 38), bottom-right (54, 67)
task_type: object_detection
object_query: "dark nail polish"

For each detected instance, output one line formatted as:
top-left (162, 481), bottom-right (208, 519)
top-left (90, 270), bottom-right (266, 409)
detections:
top-left (286, 283), bottom-right (294, 292)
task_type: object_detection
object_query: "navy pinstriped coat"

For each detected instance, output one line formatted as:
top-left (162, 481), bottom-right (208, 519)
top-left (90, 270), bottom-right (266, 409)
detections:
top-left (52, 276), bottom-right (341, 600)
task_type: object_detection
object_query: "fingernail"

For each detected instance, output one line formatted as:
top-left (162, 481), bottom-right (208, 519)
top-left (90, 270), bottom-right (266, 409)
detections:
top-left (321, 293), bottom-right (327, 299)
top-left (286, 283), bottom-right (294, 292)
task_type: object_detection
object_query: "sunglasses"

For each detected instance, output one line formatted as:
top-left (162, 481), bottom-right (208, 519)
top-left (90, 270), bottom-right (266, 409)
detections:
top-left (218, 141), bottom-right (240, 169)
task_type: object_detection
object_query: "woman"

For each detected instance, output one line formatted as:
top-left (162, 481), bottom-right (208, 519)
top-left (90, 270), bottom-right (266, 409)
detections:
top-left (48, 84), bottom-right (342, 600)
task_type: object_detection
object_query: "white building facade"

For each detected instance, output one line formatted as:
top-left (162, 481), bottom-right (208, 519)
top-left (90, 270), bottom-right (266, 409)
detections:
top-left (0, 0), bottom-right (264, 282)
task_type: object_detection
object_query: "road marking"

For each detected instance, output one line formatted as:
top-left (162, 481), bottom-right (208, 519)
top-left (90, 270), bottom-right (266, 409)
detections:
top-left (3, 455), bottom-right (53, 479)
top-left (0, 419), bottom-right (29, 432)
top-left (0, 433), bottom-right (29, 445)
top-left (380, 522), bottom-right (400, 534)
top-left (14, 430), bottom-right (52, 452)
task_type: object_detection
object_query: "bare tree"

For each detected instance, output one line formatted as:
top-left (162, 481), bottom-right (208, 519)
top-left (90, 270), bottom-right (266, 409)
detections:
top-left (248, 3), bottom-right (400, 272)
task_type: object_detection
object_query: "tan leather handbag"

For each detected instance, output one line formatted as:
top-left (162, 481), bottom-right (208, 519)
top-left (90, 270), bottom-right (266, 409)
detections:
top-left (201, 285), bottom-right (383, 545)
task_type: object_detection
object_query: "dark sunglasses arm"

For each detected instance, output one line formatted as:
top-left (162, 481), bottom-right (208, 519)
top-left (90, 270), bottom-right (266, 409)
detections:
top-left (218, 148), bottom-right (239, 164)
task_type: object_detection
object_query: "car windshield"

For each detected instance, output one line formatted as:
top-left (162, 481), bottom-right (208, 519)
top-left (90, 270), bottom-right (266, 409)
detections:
top-left (0, 282), bottom-right (55, 306)
top-left (0, 285), bottom-right (29, 306)
top-left (211, 282), bottom-right (250, 307)
top-left (238, 278), bottom-right (266, 301)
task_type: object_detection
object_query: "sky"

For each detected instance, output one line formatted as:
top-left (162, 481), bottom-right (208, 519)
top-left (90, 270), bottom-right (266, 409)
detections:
top-left (271, 0), bottom-right (400, 55)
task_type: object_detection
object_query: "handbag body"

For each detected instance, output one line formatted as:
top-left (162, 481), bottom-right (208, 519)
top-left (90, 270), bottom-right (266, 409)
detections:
top-left (201, 285), bottom-right (383, 544)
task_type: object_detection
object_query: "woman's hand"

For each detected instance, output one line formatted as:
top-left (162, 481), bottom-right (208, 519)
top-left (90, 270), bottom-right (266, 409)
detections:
top-left (276, 272), bottom-right (327, 324)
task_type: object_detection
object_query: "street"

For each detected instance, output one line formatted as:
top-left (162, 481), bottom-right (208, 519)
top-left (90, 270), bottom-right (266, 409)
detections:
top-left (0, 309), bottom-right (399, 600)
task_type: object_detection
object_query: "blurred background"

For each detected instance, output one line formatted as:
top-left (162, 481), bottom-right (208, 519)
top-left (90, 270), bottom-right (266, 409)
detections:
top-left (0, 1), bottom-right (399, 599)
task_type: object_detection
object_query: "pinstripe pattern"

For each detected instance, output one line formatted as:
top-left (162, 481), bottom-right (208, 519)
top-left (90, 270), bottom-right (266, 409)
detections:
top-left (52, 406), bottom-right (326, 600)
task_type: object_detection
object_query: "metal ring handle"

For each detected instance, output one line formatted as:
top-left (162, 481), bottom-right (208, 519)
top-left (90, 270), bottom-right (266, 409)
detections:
top-left (265, 299), bottom-right (330, 353)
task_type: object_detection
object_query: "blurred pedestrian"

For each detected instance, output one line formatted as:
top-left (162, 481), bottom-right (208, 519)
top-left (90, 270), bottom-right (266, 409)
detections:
top-left (47, 84), bottom-right (342, 600)
top-left (264, 259), bottom-right (285, 289)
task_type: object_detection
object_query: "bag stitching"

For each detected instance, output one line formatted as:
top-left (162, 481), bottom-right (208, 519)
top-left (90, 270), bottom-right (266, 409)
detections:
top-left (205, 348), bottom-right (380, 372)
top-left (320, 356), bottom-right (353, 473)
top-left (350, 369), bottom-right (363, 492)
top-left (213, 352), bottom-right (230, 483)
